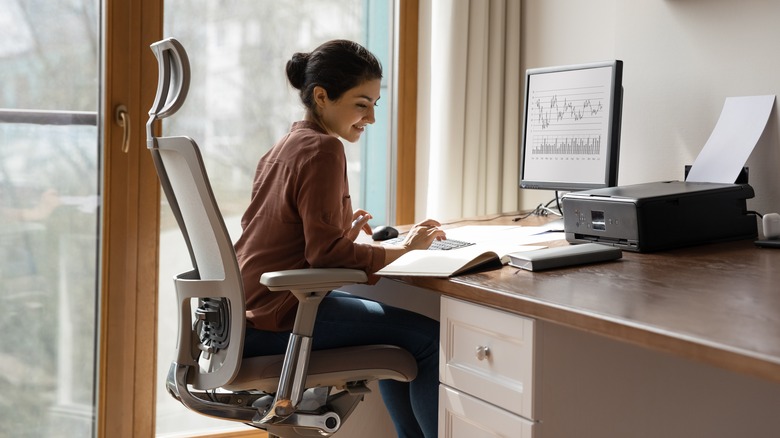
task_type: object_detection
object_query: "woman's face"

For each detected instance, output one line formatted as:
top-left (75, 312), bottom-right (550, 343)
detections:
top-left (317, 79), bottom-right (381, 143)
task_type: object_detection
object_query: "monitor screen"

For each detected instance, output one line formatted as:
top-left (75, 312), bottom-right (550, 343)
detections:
top-left (520, 60), bottom-right (623, 192)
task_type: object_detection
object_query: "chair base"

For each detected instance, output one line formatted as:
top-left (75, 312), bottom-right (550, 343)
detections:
top-left (167, 363), bottom-right (366, 437)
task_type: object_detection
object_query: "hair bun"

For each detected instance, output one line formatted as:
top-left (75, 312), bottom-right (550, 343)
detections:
top-left (286, 52), bottom-right (310, 90)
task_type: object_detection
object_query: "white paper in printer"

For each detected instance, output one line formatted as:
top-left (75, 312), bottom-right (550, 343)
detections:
top-left (685, 95), bottom-right (775, 184)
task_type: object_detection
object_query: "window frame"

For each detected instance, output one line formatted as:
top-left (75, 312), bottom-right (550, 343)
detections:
top-left (395, 0), bottom-right (418, 225)
top-left (98, 0), bottom-right (163, 436)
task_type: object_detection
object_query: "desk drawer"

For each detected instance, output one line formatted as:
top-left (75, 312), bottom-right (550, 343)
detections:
top-left (439, 385), bottom-right (535, 437)
top-left (440, 297), bottom-right (536, 419)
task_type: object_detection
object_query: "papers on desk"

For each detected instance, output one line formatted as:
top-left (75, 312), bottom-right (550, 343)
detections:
top-left (376, 224), bottom-right (564, 277)
top-left (444, 223), bottom-right (565, 245)
top-left (686, 95), bottom-right (775, 184)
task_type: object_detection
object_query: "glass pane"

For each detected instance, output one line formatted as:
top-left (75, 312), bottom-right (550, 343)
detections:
top-left (0, 1), bottom-right (100, 437)
top-left (156, 0), bottom-right (392, 435)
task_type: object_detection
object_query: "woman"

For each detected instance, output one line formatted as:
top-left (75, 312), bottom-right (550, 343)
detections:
top-left (235, 39), bottom-right (443, 438)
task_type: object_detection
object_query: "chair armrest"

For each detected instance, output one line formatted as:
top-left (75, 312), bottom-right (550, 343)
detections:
top-left (260, 268), bottom-right (367, 292)
top-left (257, 267), bottom-right (369, 424)
top-left (260, 267), bottom-right (368, 336)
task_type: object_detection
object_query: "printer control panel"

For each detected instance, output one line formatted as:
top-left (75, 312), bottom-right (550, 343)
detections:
top-left (562, 199), bottom-right (640, 248)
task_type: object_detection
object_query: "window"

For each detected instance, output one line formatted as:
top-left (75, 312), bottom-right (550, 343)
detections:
top-left (0, 1), bottom-right (100, 436)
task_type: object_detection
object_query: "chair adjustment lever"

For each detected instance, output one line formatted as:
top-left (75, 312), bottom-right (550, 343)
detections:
top-left (257, 397), bottom-right (295, 424)
top-left (345, 381), bottom-right (371, 394)
top-left (254, 410), bottom-right (342, 434)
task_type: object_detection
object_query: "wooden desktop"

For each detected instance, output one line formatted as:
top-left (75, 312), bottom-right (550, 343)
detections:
top-left (381, 213), bottom-right (780, 437)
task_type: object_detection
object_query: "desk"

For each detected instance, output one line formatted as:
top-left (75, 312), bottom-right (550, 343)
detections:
top-left (384, 214), bottom-right (780, 437)
top-left (401, 214), bottom-right (780, 383)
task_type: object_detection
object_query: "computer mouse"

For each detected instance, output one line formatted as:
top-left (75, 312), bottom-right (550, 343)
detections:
top-left (372, 225), bottom-right (399, 241)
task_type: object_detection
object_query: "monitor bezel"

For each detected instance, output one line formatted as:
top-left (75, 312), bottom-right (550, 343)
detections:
top-left (519, 60), bottom-right (623, 192)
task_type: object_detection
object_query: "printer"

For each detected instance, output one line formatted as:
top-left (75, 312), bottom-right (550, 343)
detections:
top-left (561, 181), bottom-right (757, 252)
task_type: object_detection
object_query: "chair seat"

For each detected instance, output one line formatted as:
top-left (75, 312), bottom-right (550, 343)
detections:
top-left (224, 344), bottom-right (417, 392)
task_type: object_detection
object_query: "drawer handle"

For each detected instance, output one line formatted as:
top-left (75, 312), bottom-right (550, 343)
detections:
top-left (476, 346), bottom-right (490, 361)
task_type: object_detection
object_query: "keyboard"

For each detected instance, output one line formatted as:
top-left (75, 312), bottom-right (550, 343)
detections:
top-left (382, 236), bottom-right (475, 251)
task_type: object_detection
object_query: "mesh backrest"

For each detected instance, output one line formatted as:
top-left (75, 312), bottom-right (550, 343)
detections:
top-left (152, 137), bottom-right (246, 390)
top-left (157, 140), bottom-right (226, 280)
top-left (148, 38), bottom-right (245, 390)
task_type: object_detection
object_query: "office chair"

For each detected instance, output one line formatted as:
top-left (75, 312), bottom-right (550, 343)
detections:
top-left (146, 37), bottom-right (417, 437)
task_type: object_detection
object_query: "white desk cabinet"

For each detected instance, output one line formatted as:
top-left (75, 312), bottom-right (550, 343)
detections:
top-left (437, 296), bottom-right (780, 438)
top-left (439, 385), bottom-right (533, 437)
top-left (439, 297), bottom-right (538, 436)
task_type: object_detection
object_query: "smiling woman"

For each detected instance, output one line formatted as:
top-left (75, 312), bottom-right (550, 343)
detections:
top-left (290, 39), bottom-right (383, 143)
top-left (312, 79), bottom-right (381, 143)
top-left (156, 1), bottom-right (396, 436)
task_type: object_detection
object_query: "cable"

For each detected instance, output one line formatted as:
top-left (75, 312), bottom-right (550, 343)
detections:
top-left (512, 207), bottom-right (540, 221)
top-left (512, 198), bottom-right (563, 222)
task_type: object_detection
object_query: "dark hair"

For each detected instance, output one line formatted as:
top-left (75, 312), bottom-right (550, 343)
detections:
top-left (286, 40), bottom-right (383, 112)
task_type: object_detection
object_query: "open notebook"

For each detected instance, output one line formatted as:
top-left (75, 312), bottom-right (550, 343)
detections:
top-left (376, 224), bottom-right (564, 277)
top-left (376, 242), bottom-right (543, 277)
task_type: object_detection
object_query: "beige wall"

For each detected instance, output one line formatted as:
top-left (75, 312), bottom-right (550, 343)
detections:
top-left (520, 0), bottom-right (780, 216)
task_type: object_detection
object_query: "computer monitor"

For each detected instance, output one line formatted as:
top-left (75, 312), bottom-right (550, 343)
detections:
top-left (520, 60), bottom-right (623, 192)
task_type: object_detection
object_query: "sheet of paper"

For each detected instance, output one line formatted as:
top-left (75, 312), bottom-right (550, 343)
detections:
top-left (510, 231), bottom-right (567, 245)
top-left (686, 95), bottom-right (775, 183)
top-left (444, 224), bottom-right (559, 245)
top-left (443, 225), bottom-right (521, 243)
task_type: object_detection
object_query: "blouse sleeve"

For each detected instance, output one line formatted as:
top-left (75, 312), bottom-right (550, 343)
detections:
top-left (296, 142), bottom-right (385, 273)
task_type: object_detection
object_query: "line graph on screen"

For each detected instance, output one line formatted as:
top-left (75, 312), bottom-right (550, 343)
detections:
top-left (520, 60), bottom-right (622, 191)
top-left (528, 85), bottom-right (608, 157)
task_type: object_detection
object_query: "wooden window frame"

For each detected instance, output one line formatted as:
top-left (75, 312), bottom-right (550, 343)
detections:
top-left (99, 0), bottom-right (162, 436)
top-left (396, 0), bottom-right (419, 224)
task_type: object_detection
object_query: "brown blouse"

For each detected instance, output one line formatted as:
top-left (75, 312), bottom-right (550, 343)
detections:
top-left (234, 121), bottom-right (385, 331)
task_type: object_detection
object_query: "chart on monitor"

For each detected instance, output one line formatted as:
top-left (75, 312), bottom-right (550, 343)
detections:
top-left (520, 60), bottom-right (623, 192)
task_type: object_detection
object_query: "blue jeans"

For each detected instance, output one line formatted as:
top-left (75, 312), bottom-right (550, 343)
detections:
top-left (243, 291), bottom-right (439, 438)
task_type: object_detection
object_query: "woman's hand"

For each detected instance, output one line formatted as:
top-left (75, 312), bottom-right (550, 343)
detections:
top-left (381, 218), bottom-right (445, 265)
top-left (347, 209), bottom-right (373, 241)
top-left (401, 218), bottom-right (446, 250)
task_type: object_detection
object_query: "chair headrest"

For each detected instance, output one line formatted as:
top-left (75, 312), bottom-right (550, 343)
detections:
top-left (148, 38), bottom-right (191, 121)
